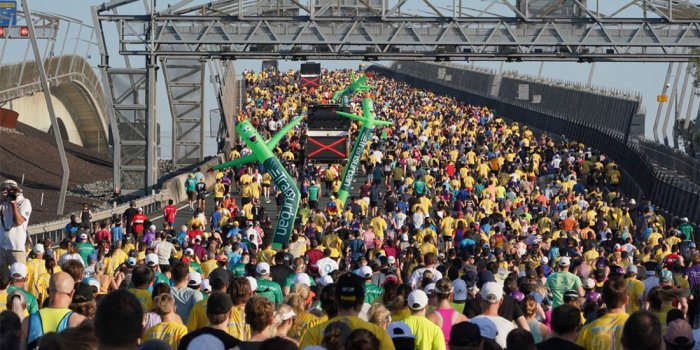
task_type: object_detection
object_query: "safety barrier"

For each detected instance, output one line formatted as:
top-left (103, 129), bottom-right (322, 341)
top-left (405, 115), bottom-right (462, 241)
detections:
top-left (636, 139), bottom-right (700, 184)
top-left (368, 64), bottom-right (700, 224)
top-left (27, 189), bottom-right (170, 244)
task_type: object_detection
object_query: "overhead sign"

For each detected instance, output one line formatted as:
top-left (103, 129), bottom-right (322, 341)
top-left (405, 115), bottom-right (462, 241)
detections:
top-left (305, 133), bottom-right (349, 161)
top-left (657, 95), bottom-right (668, 102)
top-left (301, 75), bottom-right (320, 88)
top-left (0, 1), bottom-right (17, 27)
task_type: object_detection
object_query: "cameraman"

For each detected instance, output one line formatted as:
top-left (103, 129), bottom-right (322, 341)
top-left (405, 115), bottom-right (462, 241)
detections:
top-left (0, 179), bottom-right (32, 277)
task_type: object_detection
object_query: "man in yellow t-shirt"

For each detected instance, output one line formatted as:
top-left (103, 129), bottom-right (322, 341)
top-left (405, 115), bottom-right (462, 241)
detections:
top-left (299, 274), bottom-right (395, 350)
top-left (625, 265), bottom-right (645, 314)
top-left (402, 290), bottom-right (446, 350)
top-left (127, 265), bottom-right (154, 312)
top-left (179, 292), bottom-right (241, 349)
top-left (187, 269), bottom-right (232, 331)
top-left (576, 276), bottom-right (629, 350)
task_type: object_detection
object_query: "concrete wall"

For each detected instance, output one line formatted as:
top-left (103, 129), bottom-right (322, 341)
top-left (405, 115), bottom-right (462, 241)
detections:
top-left (6, 92), bottom-right (84, 146)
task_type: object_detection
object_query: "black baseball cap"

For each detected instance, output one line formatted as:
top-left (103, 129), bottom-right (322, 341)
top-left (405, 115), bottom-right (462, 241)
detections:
top-left (207, 292), bottom-right (233, 315)
top-left (336, 273), bottom-right (365, 303)
top-left (209, 268), bottom-right (230, 289)
top-left (476, 271), bottom-right (496, 289)
top-left (73, 282), bottom-right (94, 303)
top-left (449, 322), bottom-right (482, 348)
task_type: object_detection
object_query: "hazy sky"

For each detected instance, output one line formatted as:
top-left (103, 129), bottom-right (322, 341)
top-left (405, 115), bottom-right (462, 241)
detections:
top-left (4, 0), bottom-right (697, 157)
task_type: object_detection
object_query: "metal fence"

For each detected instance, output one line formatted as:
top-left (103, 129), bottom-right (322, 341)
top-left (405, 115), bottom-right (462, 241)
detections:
top-left (391, 62), bottom-right (495, 96)
top-left (27, 189), bottom-right (170, 244)
top-left (498, 76), bottom-right (640, 138)
top-left (635, 139), bottom-right (700, 184)
top-left (369, 64), bottom-right (700, 223)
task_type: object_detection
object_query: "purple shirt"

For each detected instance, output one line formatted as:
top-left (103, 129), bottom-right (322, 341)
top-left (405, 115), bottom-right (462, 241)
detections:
top-left (687, 265), bottom-right (700, 289)
top-left (143, 231), bottom-right (156, 247)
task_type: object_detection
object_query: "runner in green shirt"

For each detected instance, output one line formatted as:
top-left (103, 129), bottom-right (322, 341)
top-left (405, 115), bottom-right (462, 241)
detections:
top-left (7, 263), bottom-right (39, 314)
top-left (231, 253), bottom-right (250, 277)
top-left (308, 181), bottom-right (321, 209)
top-left (355, 266), bottom-right (383, 304)
top-left (254, 262), bottom-right (283, 304)
top-left (76, 233), bottom-right (95, 266)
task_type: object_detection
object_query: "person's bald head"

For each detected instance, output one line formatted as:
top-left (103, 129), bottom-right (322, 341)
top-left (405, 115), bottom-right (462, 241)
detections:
top-left (50, 272), bottom-right (75, 294)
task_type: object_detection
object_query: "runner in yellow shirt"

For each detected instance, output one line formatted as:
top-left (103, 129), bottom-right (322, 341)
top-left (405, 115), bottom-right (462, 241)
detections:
top-left (576, 276), bottom-right (629, 350)
top-left (299, 274), bottom-right (395, 350)
top-left (143, 294), bottom-right (189, 349)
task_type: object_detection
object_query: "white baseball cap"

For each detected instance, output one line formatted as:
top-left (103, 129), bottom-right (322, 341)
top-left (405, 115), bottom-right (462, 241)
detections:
top-left (424, 282), bottom-right (436, 295)
top-left (256, 262), bottom-right (270, 275)
top-left (354, 266), bottom-right (372, 278)
top-left (293, 273), bottom-right (312, 286)
top-left (145, 253), bottom-right (159, 267)
top-left (387, 322), bottom-right (416, 340)
top-left (407, 290), bottom-right (429, 310)
top-left (559, 256), bottom-right (571, 267)
top-left (184, 248), bottom-right (194, 256)
top-left (452, 279), bottom-right (468, 301)
top-left (201, 279), bottom-right (212, 293)
top-left (387, 256), bottom-right (396, 265)
top-left (85, 277), bottom-right (101, 290)
top-left (317, 275), bottom-right (334, 287)
top-left (246, 276), bottom-right (258, 291)
top-left (79, 233), bottom-right (88, 240)
top-left (149, 225), bottom-right (156, 231)
top-left (33, 243), bottom-right (45, 254)
top-left (480, 282), bottom-right (503, 304)
top-left (541, 256), bottom-right (549, 265)
top-left (471, 317), bottom-right (499, 340)
top-left (187, 272), bottom-right (202, 287)
top-left (10, 263), bottom-right (27, 279)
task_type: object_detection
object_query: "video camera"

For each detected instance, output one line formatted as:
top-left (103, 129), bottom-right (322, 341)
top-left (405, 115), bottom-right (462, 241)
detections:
top-left (6, 188), bottom-right (17, 201)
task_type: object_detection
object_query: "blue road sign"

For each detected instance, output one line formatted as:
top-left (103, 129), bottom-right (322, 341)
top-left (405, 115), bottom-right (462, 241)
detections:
top-left (0, 1), bottom-right (17, 27)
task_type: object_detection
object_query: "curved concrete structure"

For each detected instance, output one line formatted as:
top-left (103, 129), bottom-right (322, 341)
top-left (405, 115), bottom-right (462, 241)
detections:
top-left (0, 55), bottom-right (108, 152)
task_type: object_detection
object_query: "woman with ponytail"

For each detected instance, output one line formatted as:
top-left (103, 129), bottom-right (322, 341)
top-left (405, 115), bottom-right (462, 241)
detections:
top-left (6, 290), bottom-right (27, 320)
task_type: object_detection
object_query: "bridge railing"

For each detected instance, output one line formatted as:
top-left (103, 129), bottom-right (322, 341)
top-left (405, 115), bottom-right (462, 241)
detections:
top-left (27, 189), bottom-right (170, 244)
top-left (635, 139), bottom-right (700, 184)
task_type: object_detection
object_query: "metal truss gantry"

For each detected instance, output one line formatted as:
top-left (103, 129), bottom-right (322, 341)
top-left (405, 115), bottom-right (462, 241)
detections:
top-left (100, 0), bottom-right (700, 62)
top-left (161, 57), bottom-right (205, 167)
top-left (93, 0), bottom-right (700, 192)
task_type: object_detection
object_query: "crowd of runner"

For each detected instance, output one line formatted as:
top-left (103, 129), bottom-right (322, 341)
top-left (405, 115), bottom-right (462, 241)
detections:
top-left (0, 67), bottom-right (698, 350)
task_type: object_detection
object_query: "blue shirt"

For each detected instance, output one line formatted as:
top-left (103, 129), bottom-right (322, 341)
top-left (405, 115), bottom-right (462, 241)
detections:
top-left (111, 226), bottom-right (123, 243)
top-left (227, 253), bottom-right (242, 271)
top-left (459, 238), bottom-right (476, 248)
top-left (64, 223), bottom-right (79, 235)
top-left (211, 211), bottom-right (222, 230)
top-left (227, 227), bottom-right (240, 238)
top-left (176, 231), bottom-right (188, 246)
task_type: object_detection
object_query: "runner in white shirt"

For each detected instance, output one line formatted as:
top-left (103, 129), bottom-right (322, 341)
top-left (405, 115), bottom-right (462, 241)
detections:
top-left (315, 253), bottom-right (339, 277)
top-left (407, 253), bottom-right (442, 288)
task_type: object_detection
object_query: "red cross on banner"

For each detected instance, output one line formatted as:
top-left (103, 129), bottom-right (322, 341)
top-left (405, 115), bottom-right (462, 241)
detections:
top-left (301, 75), bottom-right (320, 88)
top-left (307, 136), bottom-right (347, 157)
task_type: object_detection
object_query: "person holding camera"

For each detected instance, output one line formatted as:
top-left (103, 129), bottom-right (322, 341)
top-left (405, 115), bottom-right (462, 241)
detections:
top-left (0, 180), bottom-right (32, 278)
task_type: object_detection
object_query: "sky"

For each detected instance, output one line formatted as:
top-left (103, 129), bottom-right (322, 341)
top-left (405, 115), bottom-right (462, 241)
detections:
top-left (3, 0), bottom-right (698, 158)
